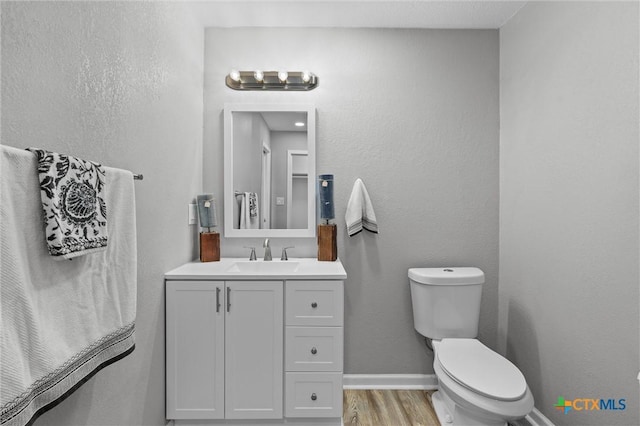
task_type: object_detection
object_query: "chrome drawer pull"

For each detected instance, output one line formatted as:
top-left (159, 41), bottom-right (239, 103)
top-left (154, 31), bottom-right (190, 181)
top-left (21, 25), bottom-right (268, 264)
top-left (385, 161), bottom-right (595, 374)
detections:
top-left (311, 302), bottom-right (318, 308)
top-left (311, 393), bottom-right (317, 401)
top-left (311, 347), bottom-right (318, 355)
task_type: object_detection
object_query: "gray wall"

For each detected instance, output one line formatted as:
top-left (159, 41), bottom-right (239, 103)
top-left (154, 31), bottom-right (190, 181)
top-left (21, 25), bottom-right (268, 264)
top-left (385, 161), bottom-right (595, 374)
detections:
top-left (204, 28), bottom-right (499, 374)
top-left (499, 2), bottom-right (639, 425)
top-left (1, 2), bottom-right (203, 425)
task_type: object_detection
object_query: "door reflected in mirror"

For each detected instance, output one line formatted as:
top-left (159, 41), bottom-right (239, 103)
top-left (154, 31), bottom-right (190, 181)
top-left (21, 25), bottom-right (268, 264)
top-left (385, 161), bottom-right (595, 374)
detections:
top-left (224, 105), bottom-right (316, 238)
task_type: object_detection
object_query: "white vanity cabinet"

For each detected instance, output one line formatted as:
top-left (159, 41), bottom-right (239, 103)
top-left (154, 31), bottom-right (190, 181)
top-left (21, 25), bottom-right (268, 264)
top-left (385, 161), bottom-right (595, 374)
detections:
top-left (165, 258), bottom-right (346, 426)
top-left (284, 281), bottom-right (344, 418)
top-left (166, 280), bottom-right (283, 421)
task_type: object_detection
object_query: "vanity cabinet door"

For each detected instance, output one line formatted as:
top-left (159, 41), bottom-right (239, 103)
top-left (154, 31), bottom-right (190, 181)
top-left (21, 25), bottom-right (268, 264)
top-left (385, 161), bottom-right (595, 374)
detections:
top-left (225, 281), bottom-right (283, 419)
top-left (166, 281), bottom-right (225, 420)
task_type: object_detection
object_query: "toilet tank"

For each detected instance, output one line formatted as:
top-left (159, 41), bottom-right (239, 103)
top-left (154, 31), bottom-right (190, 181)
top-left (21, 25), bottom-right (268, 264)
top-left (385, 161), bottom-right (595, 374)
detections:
top-left (408, 267), bottom-right (484, 340)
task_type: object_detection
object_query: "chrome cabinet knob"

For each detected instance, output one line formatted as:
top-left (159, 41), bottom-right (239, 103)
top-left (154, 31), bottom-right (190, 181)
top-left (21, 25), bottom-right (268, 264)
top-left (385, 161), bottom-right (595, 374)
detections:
top-left (311, 302), bottom-right (318, 308)
top-left (311, 347), bottom-right (317, 355)
top-left (311, 393), bottom-right (317, 401)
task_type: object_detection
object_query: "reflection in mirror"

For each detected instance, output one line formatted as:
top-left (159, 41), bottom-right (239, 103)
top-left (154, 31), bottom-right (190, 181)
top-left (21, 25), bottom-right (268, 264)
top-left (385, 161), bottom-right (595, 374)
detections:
top-left (224, 105), bottom-right (316, 238)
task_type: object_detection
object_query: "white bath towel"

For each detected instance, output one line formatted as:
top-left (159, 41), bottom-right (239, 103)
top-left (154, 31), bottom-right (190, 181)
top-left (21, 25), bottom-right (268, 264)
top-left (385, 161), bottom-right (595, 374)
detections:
top-left (239, 192), bottom-right (259, 229)
top-left (0, 145), bottom-right (137, 426)
top-left (345, 178), bottom-right (379, 236)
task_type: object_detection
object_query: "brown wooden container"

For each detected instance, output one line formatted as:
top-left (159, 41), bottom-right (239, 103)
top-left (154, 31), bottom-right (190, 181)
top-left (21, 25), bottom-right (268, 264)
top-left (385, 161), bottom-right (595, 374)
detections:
top-left (317, 224), bottom-right (337, 261)
top-left (200, 232), bottom-right (220, 262)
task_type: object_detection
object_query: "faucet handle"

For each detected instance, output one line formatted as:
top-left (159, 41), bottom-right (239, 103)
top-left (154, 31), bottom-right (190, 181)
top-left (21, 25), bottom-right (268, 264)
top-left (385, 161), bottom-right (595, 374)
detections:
top-left (243, 246), bottom-right (257, 261)
top-left (281, 246), bottom-right (295, 261)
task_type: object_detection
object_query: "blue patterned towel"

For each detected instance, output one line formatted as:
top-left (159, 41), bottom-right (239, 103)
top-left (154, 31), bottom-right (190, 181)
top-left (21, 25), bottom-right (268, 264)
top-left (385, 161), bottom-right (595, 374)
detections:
top-left (26, 148), bottom-right (108, 259)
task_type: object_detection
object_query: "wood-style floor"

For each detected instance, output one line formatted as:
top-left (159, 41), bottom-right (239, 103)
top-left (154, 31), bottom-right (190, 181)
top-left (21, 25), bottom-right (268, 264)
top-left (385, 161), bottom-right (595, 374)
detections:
top-left (343, 389), bottom-right (439, 426)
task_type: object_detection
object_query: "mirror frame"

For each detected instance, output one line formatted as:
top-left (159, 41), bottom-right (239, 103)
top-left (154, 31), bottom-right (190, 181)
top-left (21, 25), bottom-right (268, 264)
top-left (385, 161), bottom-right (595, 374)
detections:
top-left (224, 103), bottom-right (316, 238)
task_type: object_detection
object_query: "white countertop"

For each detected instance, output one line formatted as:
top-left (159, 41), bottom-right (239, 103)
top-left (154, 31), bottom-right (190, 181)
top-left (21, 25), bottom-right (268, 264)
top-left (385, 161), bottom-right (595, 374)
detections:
top-left (165, 257), bottom-right (347, 280)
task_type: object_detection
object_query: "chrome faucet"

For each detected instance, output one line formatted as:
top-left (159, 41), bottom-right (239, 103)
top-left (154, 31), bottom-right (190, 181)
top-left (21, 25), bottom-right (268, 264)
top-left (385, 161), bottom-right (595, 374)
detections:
top-left (263, 238), bottom-right (272, 261)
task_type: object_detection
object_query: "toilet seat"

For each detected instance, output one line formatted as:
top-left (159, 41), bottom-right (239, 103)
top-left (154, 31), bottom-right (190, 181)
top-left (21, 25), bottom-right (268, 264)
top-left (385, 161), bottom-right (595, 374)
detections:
top-left (437, 339), bottom-right (527, 401)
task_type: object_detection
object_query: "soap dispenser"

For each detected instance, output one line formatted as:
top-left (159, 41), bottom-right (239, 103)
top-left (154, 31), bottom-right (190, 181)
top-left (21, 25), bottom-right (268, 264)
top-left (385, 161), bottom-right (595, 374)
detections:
top-left (317, 174), bottom-right (337, 261)
top-left (197, 194), bottom-right (220, 262)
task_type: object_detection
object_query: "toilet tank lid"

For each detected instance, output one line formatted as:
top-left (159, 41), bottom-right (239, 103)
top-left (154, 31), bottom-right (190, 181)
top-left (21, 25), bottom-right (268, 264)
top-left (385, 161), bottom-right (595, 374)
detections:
top-left (408, 267), bottom-right (484, 285)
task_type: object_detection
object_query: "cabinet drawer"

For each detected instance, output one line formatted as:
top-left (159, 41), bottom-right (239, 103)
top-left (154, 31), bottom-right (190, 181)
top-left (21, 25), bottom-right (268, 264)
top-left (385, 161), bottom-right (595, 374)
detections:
top-left (285, 372), bottom-right (343, 418)
top-left (286, 327), bottom-right (343, 372)
top-left (286, 281), bottom-right (343, 326)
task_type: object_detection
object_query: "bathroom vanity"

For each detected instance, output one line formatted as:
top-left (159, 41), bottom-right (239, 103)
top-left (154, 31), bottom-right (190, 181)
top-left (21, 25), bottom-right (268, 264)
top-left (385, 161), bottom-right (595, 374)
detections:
top-left (164, 258), bottom-right (346, 426)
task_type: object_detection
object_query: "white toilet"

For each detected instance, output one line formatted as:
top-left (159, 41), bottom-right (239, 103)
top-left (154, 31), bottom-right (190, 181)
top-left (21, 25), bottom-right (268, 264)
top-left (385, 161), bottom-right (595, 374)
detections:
top-left (408, 267), bottom-right (534, 426)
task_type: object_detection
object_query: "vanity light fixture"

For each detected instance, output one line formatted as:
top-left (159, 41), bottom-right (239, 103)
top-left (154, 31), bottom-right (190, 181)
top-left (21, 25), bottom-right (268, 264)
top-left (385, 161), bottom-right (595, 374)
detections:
top-left (225, 70), bottom-right (318, 91)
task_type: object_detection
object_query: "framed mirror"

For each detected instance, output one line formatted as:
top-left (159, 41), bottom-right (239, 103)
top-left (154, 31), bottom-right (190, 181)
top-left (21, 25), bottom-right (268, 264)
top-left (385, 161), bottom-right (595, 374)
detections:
top-left (224, 104), bottom-right (316, 238)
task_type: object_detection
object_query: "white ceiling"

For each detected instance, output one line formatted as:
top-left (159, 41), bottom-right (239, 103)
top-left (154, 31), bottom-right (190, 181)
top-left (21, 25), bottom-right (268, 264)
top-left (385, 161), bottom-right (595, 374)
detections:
top-left (191, 1), bottom-right (527, 29)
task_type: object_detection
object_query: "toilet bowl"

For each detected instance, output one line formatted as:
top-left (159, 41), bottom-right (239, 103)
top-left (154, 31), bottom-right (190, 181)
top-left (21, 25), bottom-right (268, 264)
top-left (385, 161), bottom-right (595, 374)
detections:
top-left (431, 339), bottom-right (534, 426)
top-left (408, 267), bottom-right (534, 425)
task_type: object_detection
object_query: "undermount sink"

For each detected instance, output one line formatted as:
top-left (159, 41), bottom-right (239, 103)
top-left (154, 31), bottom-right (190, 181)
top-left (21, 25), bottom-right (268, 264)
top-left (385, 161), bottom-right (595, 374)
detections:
top-left (225, 260), bottom-right (300, 274)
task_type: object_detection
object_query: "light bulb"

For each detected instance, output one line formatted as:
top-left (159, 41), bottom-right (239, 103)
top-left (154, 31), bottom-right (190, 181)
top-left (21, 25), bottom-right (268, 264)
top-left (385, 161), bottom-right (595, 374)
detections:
top-left (229, 69), bottom-right (241, 82)
top-left (294, 122), bottom-right (305, 127)
top-left (278, 71), bottom-right (288, 82)
top-left (254, 70), bottom-right (264, 82)
top-left (301, 71), bottom-right (311, 83)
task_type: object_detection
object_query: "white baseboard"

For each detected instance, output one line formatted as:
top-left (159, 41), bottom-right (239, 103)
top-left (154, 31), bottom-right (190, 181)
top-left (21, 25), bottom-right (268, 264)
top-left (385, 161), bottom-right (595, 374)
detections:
top-left (343, 374), bottom-right (438, 390)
